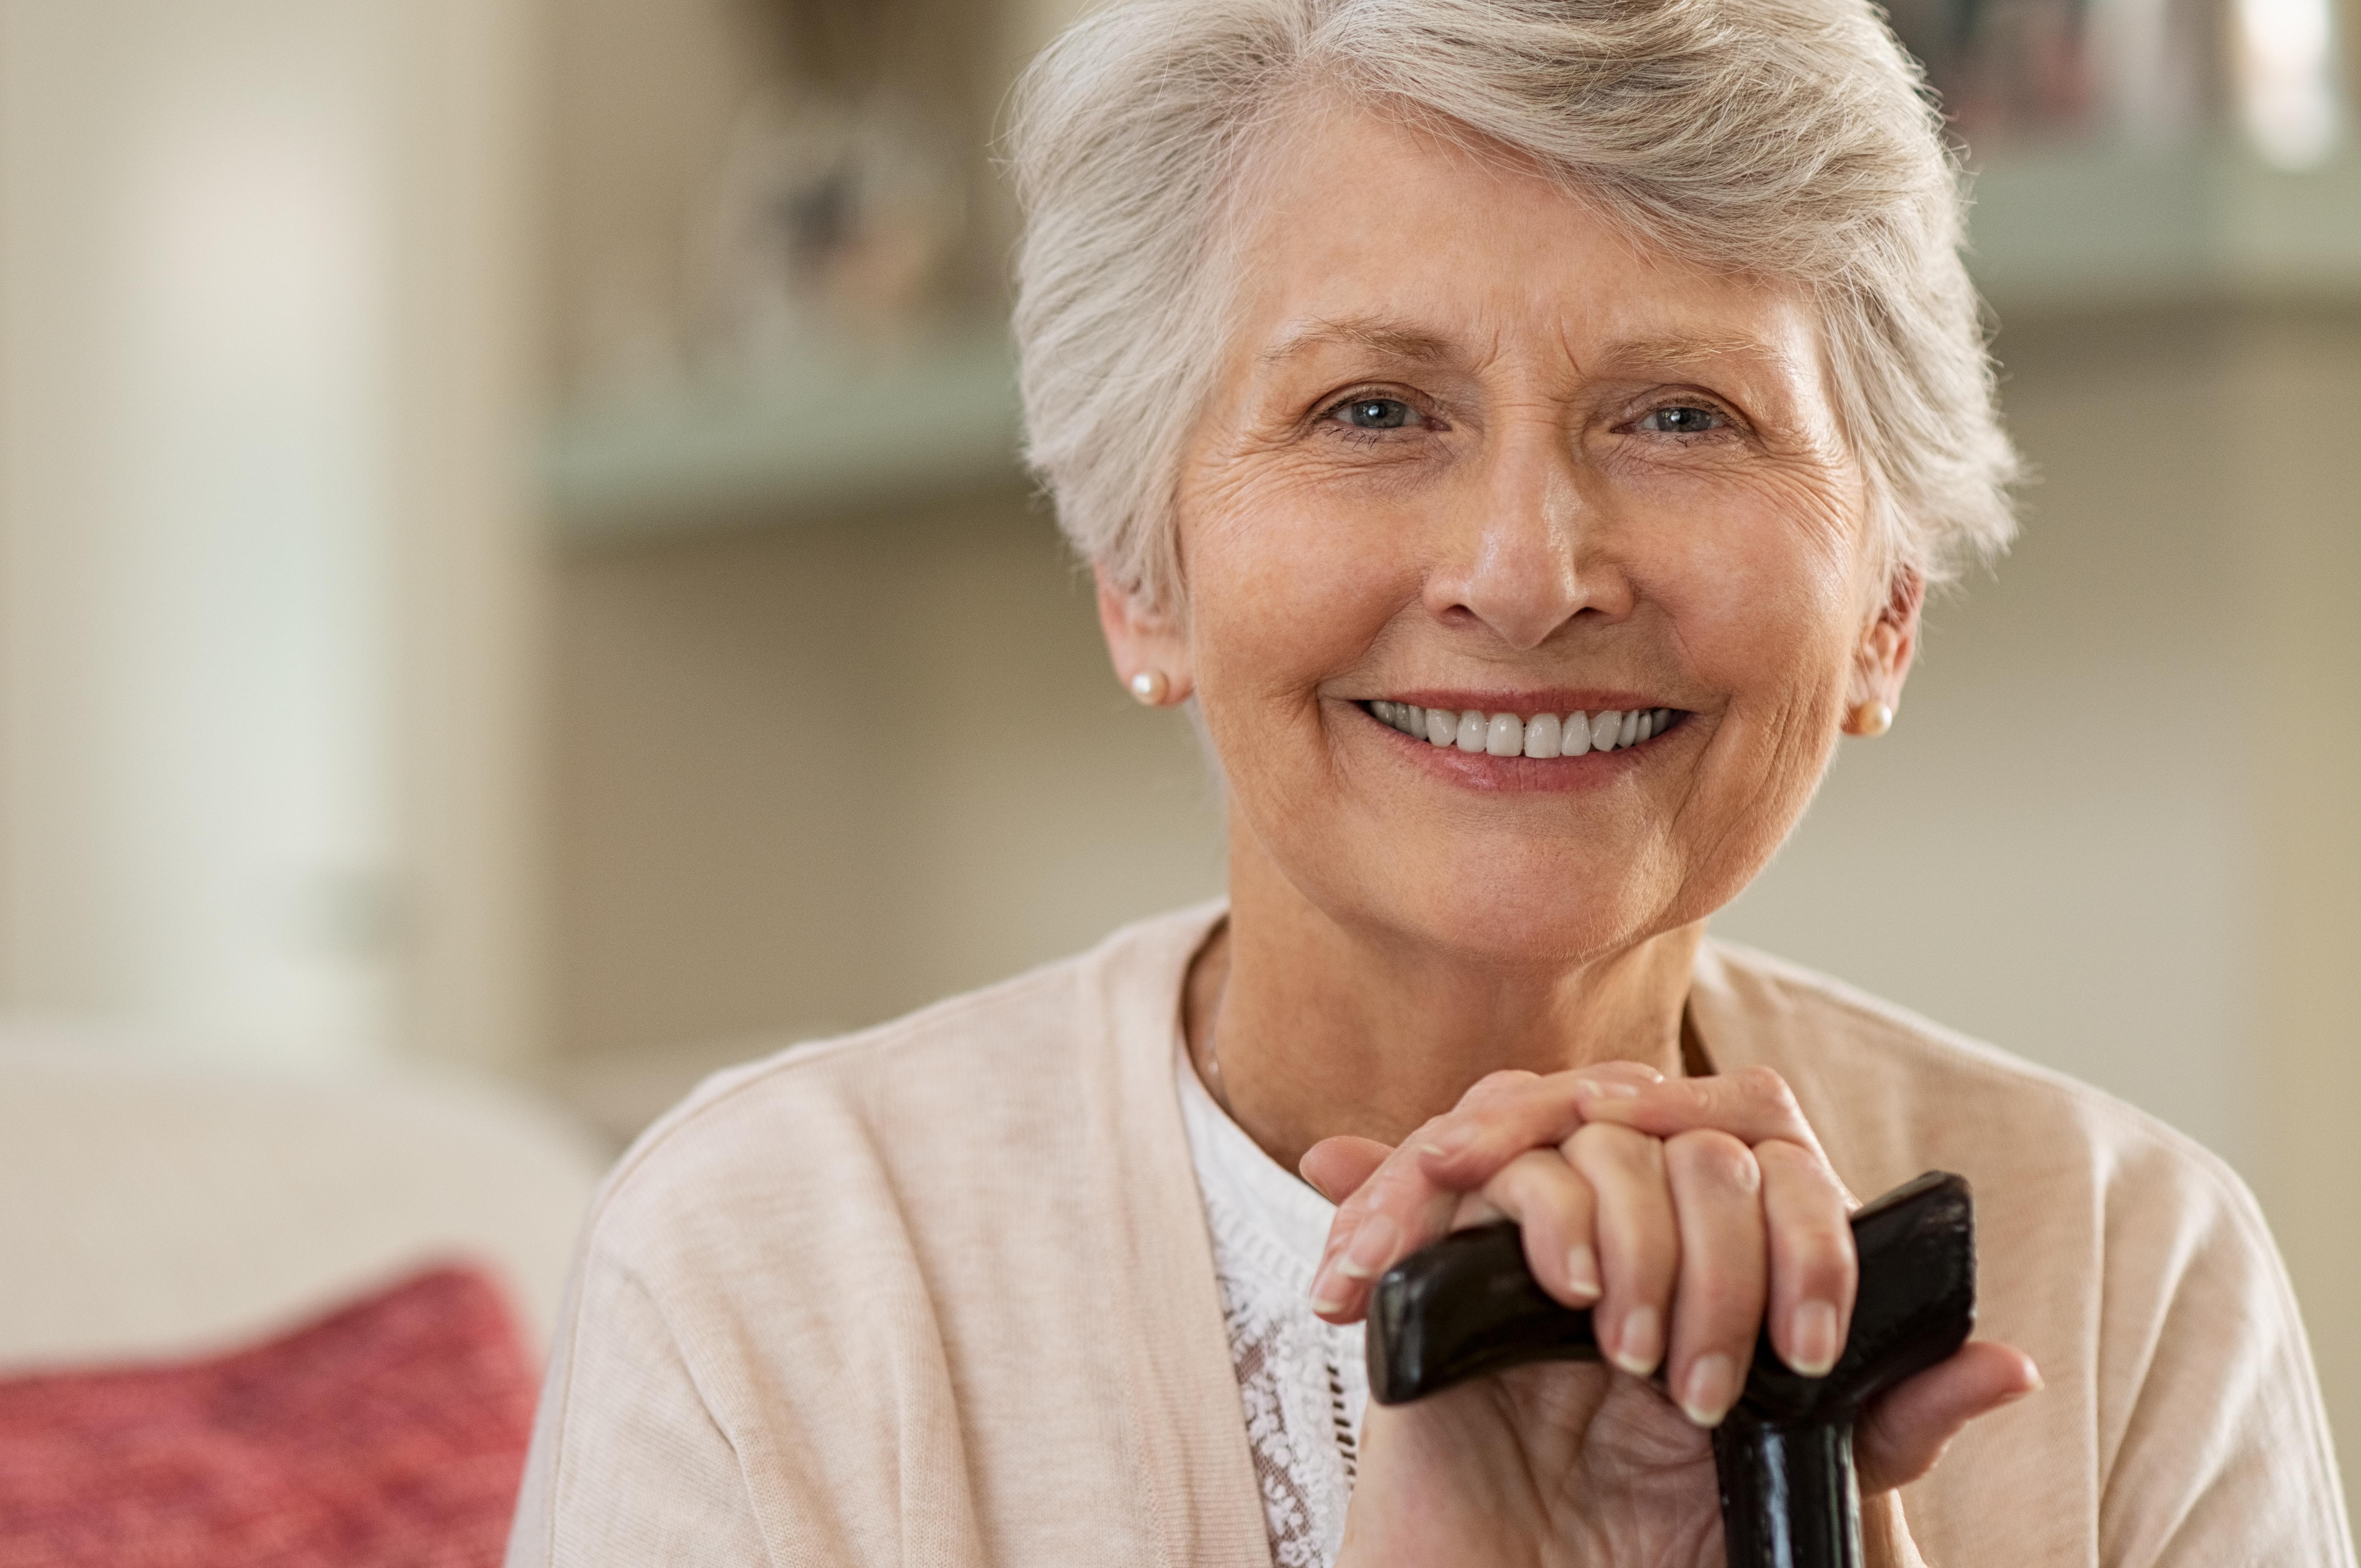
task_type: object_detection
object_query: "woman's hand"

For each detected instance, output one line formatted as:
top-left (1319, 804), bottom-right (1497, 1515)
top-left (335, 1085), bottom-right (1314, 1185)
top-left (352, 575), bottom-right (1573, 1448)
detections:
top-left (1302, 1065), bottom-right (2039, 1568)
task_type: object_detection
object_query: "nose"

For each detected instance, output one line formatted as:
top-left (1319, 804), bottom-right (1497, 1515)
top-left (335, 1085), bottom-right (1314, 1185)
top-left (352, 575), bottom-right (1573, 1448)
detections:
top-left (1422, 417), bottom-right (1629, 650)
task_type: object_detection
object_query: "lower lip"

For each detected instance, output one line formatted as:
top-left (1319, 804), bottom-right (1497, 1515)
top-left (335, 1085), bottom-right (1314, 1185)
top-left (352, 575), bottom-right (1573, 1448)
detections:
top-left (1361, 706), bottom-right (1682, 794)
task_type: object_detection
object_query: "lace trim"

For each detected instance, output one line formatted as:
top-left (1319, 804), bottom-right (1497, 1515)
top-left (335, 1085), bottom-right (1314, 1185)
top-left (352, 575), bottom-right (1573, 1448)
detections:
top-left (1204, 1189), bottom-right (1363, 1568)
top-left (1177, 1041), bottom-right (1367, 1567)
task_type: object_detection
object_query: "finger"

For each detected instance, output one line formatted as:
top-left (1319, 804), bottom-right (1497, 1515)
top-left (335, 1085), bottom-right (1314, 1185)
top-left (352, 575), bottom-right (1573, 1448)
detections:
top-left (1448, 1190), bottom-right (1505, 1227)
top-left (1309, 1065), bottom-right (1643, 1322)
top-left (1855, 1342), bottom-right (2043, 1492)
top-left (1757, 1138), bottom-right (1857, 1376)
top-left (1414, 1062), bottom-right (1666, 1186)
top-left (1310, 1134), bottom-right (1461, 1321)
top-left (1562, 1123), bottom-right (1679, 1378)
top-left (1661, 1131), bottom-right (1767, 1427)
top-left (1301, 1135), bottom-right (1394, 1204)
top-left (1473, 1149), bottom-right (1602, 1307)
top-left (1573, 1065), bottom-right (1837, 1172)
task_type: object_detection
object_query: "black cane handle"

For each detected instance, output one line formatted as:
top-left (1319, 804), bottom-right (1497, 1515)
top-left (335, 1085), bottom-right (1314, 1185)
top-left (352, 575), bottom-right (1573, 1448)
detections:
top-left (1365, 1170), bottom-right (1975, 1568)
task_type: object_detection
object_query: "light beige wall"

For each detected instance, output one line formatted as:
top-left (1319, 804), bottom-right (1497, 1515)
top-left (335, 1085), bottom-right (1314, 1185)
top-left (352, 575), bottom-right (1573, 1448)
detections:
top-left (549, 497), bottom-right (1224, 1080)
top-left (2240, 310), bottom-right (2361, 1493)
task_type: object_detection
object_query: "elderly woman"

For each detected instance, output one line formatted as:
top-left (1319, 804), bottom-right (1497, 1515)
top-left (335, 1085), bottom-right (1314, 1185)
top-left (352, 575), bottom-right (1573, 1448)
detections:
top-left (510, 2), bottom-right (2351, 1564)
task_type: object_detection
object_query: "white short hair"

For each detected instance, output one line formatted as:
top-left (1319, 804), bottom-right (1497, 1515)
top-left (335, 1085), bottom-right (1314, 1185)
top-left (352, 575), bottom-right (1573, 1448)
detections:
top-left (1009, 0), bottom-right (2021, 611)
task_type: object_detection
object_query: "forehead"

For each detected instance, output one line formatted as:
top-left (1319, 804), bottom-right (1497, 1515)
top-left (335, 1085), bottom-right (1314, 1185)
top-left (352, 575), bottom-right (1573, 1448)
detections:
top-left (1222, 99), bottom-right (1825, 382)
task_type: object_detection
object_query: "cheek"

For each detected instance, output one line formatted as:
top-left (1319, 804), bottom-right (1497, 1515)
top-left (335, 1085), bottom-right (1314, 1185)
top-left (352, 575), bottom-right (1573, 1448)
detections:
top-left (1642, 469), bottom-right (1863, 700)
top-left (1183, 463), bottom-right (1411, 701)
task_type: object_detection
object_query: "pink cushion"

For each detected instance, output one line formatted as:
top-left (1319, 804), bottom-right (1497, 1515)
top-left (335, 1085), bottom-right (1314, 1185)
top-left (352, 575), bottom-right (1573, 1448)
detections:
top-left (0, 1265), bottom-right (539, 1568)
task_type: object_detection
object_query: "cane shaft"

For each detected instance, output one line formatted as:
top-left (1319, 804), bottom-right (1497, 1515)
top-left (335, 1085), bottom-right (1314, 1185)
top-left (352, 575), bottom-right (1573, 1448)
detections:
top-left (1713, 1414), bottom-right (1862, 1568)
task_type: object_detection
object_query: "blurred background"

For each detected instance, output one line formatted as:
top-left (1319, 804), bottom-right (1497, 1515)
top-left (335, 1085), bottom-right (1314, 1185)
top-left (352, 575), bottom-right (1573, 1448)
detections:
top-left (0, 0), bottom-right (2355, 1508)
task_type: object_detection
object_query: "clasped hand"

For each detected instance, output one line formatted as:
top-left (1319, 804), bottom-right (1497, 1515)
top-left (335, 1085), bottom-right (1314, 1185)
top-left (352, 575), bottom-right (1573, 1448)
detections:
top-left (1299, 1064), bottom-right (2039, 1568)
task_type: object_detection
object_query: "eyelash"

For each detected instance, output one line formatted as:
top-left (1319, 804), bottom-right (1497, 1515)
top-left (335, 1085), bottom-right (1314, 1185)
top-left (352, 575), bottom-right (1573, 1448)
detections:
top-left (1317, 389), bottom-right (1435, 443)
top-left (1630, 399), bottom-right (1739, 438)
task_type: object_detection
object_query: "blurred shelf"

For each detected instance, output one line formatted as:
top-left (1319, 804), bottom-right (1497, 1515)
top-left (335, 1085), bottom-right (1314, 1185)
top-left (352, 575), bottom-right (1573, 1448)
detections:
top-left (545, 326), bottom-right (1023, 542)
top-left (1965, 140), bottom-right (2361, 315)
top-left (545, 148), bottom-right (2361, 541)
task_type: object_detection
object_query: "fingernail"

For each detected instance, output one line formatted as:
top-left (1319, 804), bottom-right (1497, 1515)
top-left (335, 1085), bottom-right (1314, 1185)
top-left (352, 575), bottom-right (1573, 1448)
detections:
top-left (1788, 1300), bottom-right (1840, 1377)
top-left (1310, 1284), bottom-right (1346, 1315)
top-left (1564, 1245), bottom-right (1601, 1302)
top-left (1680, 1353), bottom-right (1738, 1427)
top-left (1611, 1305), bottom-right (1662, 1376)
top-left (1335, 1214), bottom-right (1400, 1281)
top-left (1577, 1077), bottom-right (1642, 1101)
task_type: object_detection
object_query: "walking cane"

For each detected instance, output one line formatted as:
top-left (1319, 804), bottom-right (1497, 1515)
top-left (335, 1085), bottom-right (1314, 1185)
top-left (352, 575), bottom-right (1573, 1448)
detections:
top-left (1366, 1171), bottom-right (1975, 1568)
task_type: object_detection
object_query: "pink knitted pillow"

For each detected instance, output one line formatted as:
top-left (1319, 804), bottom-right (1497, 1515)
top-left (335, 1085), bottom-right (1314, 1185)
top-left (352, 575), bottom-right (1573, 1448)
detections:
top-left (0, 1265), bottom-right (539, 1568)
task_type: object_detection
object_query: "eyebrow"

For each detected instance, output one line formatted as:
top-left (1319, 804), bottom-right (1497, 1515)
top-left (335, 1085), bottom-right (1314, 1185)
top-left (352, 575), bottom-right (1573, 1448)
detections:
top-left (1604, 331), bottom-right (1806, 379)
top-left (1259, 316), bottom-right (1806, 381)
top-left (1259, 316), bottom-right (1458, 366)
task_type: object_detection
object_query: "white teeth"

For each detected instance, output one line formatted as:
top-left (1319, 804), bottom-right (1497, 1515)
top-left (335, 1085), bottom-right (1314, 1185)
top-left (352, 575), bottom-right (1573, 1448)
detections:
top-left (1379, 700), bottom-right (1677, 756)
top-left (1523, 712), bottom-right (1562, 758)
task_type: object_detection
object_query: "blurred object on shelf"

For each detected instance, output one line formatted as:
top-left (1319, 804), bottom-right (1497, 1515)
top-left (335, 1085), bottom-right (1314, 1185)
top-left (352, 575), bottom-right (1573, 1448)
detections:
top-left (1888, 0), bottom-right (2112, 146)
top-left (1885, 0), bottom-right (2343, 168)
top-left (2234, 0), bottom-right (2346, 165)
top-left (687, 91), bottom-right (967, 375)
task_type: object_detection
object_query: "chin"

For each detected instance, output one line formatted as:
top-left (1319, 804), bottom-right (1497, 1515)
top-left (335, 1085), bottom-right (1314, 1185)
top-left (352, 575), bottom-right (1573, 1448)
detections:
top-left (1350, 858), bottom-right (1694, 973)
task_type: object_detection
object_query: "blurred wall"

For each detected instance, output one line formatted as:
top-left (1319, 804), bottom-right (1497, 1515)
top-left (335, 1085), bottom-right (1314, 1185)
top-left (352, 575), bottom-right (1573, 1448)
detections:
top-left (0, 0), bottom-right (544, 1072)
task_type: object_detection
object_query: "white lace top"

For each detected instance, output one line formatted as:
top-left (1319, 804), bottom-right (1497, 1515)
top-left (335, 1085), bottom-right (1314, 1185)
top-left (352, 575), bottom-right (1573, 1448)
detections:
top-left (1177, 1052), bottom-right (1368, 1568)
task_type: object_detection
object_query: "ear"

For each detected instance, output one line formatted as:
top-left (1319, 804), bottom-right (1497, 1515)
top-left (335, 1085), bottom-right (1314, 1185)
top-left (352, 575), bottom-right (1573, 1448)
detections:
top-left (1094, 563), bottom-right (1195, 704)
top-left (1844, 568), bottom-right (1924, 734)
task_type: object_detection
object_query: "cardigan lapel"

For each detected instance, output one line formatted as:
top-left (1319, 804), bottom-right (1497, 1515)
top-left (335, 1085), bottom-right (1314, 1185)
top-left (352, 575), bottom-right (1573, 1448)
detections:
top-left (1079, 903), bottom-right (1271, 1567)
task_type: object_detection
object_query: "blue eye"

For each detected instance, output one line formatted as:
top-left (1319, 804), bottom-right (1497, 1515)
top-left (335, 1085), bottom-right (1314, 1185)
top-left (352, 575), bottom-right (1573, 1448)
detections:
top-left (1335, 397), bottom-right (1416, 430)
top-left (1637, 404), bottom-right (1727, 435)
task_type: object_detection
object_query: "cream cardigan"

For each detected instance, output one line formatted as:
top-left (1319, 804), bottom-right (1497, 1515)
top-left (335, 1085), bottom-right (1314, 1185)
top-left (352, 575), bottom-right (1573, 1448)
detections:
top-left (508, 905), bottom-right (2353, 1565)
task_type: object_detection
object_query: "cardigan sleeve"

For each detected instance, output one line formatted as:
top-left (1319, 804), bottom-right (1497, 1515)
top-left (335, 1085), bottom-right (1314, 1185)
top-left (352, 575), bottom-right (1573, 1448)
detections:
top-left (2092, 1144), bottom-right (2354, 1568)
top-left (506, 1241), bottom-right (771, 1568)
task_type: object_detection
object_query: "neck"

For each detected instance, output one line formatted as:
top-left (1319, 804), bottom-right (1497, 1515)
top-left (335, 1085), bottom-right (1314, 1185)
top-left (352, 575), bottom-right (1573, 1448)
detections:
top-left (1189, 844), bottom-right (1704, 1177)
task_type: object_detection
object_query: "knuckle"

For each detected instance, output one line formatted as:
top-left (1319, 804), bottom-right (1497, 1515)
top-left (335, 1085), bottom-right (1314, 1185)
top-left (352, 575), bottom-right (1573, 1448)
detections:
top-left (1669, 1129), bottom-right (1760, 1194)
top-left (1731, 1064), bottom-right (1798, 1114)
top-left (1462, 1068), bottom-right (1539, 1107)
top-left (1785, 1222), bottom-right (1859, 1291)
top-left (1492, 1148), bottom-right (1572, 1207)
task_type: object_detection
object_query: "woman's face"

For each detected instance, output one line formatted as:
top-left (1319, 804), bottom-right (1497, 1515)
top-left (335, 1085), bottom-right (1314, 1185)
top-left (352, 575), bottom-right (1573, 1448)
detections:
top-left (1114, 102), bottom-right (1915, 970)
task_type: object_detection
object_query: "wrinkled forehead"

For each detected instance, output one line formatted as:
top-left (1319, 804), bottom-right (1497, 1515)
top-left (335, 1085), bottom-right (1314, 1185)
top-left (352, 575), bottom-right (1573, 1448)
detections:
top-left (1210, 92), bottom-right (1835, 402)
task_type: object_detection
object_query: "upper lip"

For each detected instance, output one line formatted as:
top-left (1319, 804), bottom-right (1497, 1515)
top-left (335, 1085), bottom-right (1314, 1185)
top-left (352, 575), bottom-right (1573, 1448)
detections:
top-left (1365, 690), bottom-right (1679, 716)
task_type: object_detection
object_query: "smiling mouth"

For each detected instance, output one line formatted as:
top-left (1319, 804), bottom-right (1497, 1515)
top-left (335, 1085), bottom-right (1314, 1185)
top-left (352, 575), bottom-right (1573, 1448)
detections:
top-left (1364, 700), bottom-right (1684, 758)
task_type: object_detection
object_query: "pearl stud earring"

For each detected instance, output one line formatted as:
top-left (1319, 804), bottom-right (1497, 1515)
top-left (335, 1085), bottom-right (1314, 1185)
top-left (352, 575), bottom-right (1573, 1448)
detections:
top-left (1849, 700), bottom-right (1894, 737)
top-left (1129, 669), bottom-right (1170, 706)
